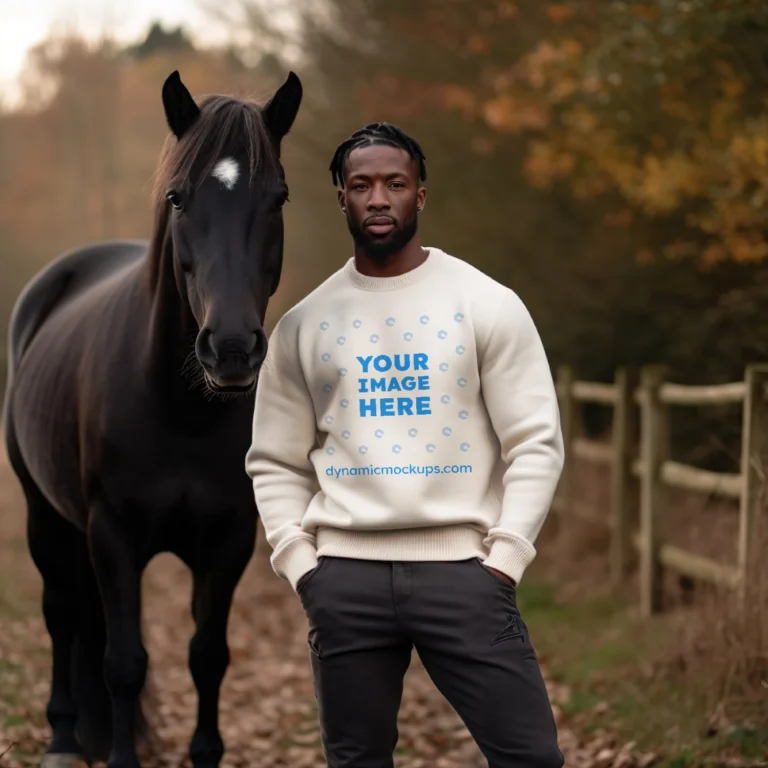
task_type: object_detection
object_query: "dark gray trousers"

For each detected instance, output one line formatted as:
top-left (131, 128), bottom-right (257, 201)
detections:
top-left (296, 555), bottom-right (564, 768)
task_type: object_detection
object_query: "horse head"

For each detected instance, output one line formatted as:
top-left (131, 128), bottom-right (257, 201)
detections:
top-left (157, 69), bottom-right (302, 394)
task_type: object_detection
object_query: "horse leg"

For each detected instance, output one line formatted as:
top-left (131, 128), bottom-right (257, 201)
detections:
top-left (24, 482), bottom-right (86, 766)
top-left (88, 506), bottom-right (147, 768)
top-left (187, 520), bottom-right (256, 768)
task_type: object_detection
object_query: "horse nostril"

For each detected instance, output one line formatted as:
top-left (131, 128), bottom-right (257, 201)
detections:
top-left (195, 328), bottom-right (216, 369)
top-left (250, 329), bottom-right (268, 365)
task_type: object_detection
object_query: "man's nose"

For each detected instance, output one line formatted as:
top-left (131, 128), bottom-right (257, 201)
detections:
top-left (367, 183), bottom-right (391, 209)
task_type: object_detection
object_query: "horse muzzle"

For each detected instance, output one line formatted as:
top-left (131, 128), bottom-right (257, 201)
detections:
top-left (195, 329), bottom-right (266, 393)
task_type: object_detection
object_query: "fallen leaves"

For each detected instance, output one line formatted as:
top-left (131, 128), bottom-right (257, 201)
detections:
top-left (0, 448), bottom-right (660, 768)
top-left (0, 537), bottom-right (662, 768)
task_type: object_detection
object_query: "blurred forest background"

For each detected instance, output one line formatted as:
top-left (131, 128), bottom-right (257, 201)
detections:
top-left (2, 3), bottom-right (768, 763)
top-left (3, 0), bottom-right (768, 534)
top-left (3, 0), bottom-right (768, 468)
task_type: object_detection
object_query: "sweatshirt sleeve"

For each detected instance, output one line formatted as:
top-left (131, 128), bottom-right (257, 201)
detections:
top-left (479, 290), bottom-right (565, 585)
top-left (244, 315), bottom-right (320, 591)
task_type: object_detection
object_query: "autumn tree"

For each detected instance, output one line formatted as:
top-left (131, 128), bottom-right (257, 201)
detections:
top-left (214, 0), bottom-right (768, 466)
top-left (220, 0), bottom-right (655, 366)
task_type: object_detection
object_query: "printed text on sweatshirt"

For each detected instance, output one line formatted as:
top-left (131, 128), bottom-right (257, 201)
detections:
top-left (245, 248), bottom-right (564, 590)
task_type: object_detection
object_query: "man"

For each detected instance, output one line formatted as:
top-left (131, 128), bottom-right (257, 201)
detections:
top-left (245, 122), bottom-right (565, 767)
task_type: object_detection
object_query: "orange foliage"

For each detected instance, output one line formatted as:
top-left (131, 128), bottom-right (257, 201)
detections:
top-left (404, 1), bottom-right (768, 265)
top-left (545, 5), bottom-right (574, 23)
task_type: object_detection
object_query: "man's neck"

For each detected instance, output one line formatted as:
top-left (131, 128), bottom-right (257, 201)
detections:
top-left (354, 239), bottom-right (428, 278)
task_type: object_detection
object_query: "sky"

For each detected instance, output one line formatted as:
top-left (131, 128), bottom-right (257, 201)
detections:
top-left (1, 0), bottom-right (279, 106)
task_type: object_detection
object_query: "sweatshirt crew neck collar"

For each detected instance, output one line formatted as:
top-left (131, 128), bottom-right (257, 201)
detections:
top-left (343, 247), bottom-right (443, 292)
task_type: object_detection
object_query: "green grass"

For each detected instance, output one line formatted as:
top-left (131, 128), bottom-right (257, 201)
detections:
top-left (516, 578), bottom-right (768, 766)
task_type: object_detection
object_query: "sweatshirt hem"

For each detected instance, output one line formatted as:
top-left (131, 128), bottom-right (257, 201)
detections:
top-left (315, 525), bottom-right (488, 562)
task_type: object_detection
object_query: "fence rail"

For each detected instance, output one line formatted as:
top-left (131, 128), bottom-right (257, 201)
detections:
top-left (554, 363), bottom-right (768, 617)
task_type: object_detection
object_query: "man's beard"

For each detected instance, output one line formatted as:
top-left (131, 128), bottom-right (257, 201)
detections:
top-left (347, 210), bottom-right (418, 261)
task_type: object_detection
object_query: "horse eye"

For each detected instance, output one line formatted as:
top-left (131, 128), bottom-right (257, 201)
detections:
top-left (166, 190), bottom-right (184, 210)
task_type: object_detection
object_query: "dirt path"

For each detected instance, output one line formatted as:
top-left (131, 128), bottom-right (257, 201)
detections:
top-left (0, 450), bottom-right (636, 768)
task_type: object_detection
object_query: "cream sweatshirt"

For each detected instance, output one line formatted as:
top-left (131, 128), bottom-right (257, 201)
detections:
top-left (245, 247), bottom-right (564, 591)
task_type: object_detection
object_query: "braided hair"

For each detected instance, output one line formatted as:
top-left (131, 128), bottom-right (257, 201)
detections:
top-left (329, 122), bottom-right (427, 187)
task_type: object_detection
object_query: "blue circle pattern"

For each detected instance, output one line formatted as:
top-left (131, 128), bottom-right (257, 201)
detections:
top-left (320, 311), bottom-right (474, 464)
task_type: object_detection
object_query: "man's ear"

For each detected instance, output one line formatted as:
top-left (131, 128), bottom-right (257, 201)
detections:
top-left (338, 188), bottom-right (347, 214)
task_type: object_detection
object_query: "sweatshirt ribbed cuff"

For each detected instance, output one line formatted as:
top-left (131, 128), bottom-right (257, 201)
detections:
top-left (271, 537), bottom-right (318, 592)
top-left (482, 535), bottom-right (537, 585)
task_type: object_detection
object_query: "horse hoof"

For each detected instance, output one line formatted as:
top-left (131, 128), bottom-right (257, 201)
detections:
top-left (40, 754), bottom-right (89, 768)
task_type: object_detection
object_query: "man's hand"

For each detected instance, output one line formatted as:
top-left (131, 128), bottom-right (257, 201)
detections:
top-left (485, 565), bottom-right (517, 587)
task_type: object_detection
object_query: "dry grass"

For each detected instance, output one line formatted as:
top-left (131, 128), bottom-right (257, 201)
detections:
top-left (529, 443), bottom-right (768, 765)
top-left (663, 523), bottom-right (768, 734)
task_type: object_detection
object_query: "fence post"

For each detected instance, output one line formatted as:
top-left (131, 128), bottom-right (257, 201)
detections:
top-left (639, 365), bottom-right (668, 618)
top-left (556, 365), bottom-right (576, 517)
top-left (737, 364), bottom-right (768, 602)
top-left (610, 367), bottom-right (638, 585)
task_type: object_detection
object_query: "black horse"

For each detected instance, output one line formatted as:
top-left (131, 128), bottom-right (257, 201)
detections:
top-left (2, 69), bottom-right (302, 768)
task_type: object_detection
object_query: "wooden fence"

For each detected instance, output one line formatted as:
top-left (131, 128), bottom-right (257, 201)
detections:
top-left (553, 363), bottom-right (768, 617)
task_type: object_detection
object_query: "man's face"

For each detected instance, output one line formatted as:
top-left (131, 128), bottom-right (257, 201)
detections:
top-left (338, 143), bottom-right (427, 260)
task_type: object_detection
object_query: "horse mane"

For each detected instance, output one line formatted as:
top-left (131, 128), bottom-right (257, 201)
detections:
top-left (146, 93), bottom-right (282, 292)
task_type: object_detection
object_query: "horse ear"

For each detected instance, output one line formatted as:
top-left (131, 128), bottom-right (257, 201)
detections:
top-left (162, 70), bottom-right (201, 139)
top-left (263, 71), bottom-right (303, 141)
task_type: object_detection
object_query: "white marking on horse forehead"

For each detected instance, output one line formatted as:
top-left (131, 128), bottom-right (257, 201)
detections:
top-left (211, 157), bottom-right (240, 190)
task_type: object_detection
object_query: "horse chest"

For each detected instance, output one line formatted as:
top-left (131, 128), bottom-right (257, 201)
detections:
top-left (94, 409), bottom-right (254, 516)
